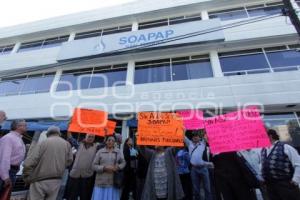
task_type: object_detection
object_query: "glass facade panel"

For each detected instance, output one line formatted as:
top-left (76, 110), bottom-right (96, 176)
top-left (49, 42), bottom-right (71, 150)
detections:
top-left (56, 66), bottom-right (126, 91)
top-left (220, 53), bottom-right (269, 73)
top-left (0, 45), bottom-right (14, 55)
top-left (89, 69), bottom-right (127, 88)
top-left (134, 63), bottom-right (171, 84)
top-left (18, 41), bottom-right (43, 52)
top-left (0, 78), bottom-right (26, 96)
top-left (42, 36), bottom-right (68, 48)
top-left (263, 113), bottom-right (300, 149)
top-left (247, 5), bottom-right (283, 17)
top-left (56, 74), bottom-right (91, 91)
top-left (20, 75), bottom-right (55, 94)
top-left (138, 19), bottom-right (168, 30)
top-left (209, 9), bottom-right (248, 21)
top-left (266, 50), bottom-right (300, 69)
top-left (172, 59), bottom-right (213, 81)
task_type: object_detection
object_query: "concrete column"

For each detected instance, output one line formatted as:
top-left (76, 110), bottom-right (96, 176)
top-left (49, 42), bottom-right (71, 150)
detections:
top-left (68, 33), bottom-right (76, 41)
top-left (132, 21), bottom-right (139, 31)
top-left (11, 42), bottom-right (21, 53)
top-left (209, 50), bottom-right (223, 77)
top-left (201, 10), bottom-right (209, 20)
top-left (126, 60), bottom-right (135, 85)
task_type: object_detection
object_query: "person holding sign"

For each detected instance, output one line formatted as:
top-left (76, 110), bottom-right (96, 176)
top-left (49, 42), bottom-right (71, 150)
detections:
top-left (261, 129), bottom-right (300, 200)
top-left (138, 145), bottom-right (184, 200)
top-left (184, 130), bottom-right (213, 200)
top-left (66, 134), bottom-right (98, 200)
top-left (92, 135), bottom-right (126, 200)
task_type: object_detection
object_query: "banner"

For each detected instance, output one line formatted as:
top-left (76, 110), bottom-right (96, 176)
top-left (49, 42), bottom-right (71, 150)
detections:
top-left (68, 108), bottom-right (116, 136)
top-left (137, 112), bottom-right (184, 147)
top-left (177, 109), bottom-right (204, 130)
top-left (204, 106), bottom-right (270, 154)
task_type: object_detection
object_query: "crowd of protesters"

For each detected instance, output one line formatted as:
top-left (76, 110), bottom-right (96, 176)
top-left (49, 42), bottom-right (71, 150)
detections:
top-left (0, 110), bottom-right (300, 200)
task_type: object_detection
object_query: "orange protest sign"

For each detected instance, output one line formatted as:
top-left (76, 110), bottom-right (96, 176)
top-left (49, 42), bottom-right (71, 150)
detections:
top-left (137, 112), bottom-right (184, 147)
top-left (68, 108), bottom-right (116, 136)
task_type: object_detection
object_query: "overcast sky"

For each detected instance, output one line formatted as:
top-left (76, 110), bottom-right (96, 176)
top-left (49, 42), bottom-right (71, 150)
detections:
top-left (0, 0), bottom-right (135, 28)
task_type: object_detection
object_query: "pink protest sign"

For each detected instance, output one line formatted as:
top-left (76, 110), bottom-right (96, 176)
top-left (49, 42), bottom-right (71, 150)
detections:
top-left (177, 110), bottom-right (204, 130)
top-left (204, 106), bottom-right (271, 154)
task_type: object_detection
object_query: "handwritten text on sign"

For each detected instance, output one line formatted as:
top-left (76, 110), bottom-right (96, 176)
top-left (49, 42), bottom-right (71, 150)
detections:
top-left (137, 112), bottom-right (184, 147)
top-left (204, 107), bottom-right (270, 154)
top-left (177, 110), bottom-right (204, 130)
top-left (68, 108), bottom-right (116, 136)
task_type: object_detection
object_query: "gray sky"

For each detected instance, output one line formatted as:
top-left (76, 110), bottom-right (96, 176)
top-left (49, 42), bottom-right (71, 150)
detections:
top-left (0, 0), bottom-right (135, 28)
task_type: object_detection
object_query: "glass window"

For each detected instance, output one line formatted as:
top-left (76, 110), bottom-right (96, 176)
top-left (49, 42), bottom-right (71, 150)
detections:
top-left (138, 19), bottom-right (169, 30)
top-left (0, 45), bottom-right (14, 55)
top-left (134, 62), bottom-right (171, 84)
top-left (247, 5), bottom-right (283, 17)
top-left (56, 73), bottom-right (91, 91)
top-left (172, 59), bottom-right (213, 81)
top-left (18, 41), bottom-right (44, 52)
top-left (56, 66), bottom-right (126, 91)
top-left (0, 77), bottom-right (26, 96)
top-left (90, 69), bottom-right (127, 88)
top-left (263, 113), bottom-right (300, 148)
top-left (75, 25), bottom-right (131, 40)
top-left (20, 74), bottom-right (55, 94)
top-left (266, 50), bottom-right (300, 71)
top-left (75, 30), bottom-right (103, 40)
top-left (169, 15), bottom-right (201, 25)
top-left (42, 36), bottom-right (69, 48)
top-left (220, 53), bottom-right (270, 74)
top-left (209, 8), bottom-right (248, 21)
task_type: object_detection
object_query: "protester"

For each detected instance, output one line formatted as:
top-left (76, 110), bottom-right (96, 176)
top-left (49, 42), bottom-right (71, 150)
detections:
top-left (175, 146), bottom-right (192, 200)
top-left (92, 135), bottom-right (126, 200)
top-left (121, 138), bottom-right (138, 200)
top-left (23, 126), bottom-right (73, 200)
top-left (184, 130), bottom-right (213, 200)
top-left (261, 129), bottom-right (300, 200)
top-left (139, 146), bottom-right (184, 200)
top-left (0, 119), bottom-right (26, 198)
top-left (212, 152), bottom-right (257, 200)
top-left (66, 134), bottom-right (98, 200)
top-left (239, 149), bottom-right (267, 200)
top-left (203, 132), bottom-right (220, 200)
top-left (136, 147), bottom-right (149, 200)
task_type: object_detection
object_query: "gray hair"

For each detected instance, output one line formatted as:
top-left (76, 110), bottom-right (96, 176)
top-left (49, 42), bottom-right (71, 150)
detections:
top-left (46, 126), bottom-right (61, 137)
top-left (10, 119), bottom-right (26, 131)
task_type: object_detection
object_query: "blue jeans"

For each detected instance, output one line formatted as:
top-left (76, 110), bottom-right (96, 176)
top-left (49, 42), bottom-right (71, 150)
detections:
top-left (191, 166), bottom-right (212, 200)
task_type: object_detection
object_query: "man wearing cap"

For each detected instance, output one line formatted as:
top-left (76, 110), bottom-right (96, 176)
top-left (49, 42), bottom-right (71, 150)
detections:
top-left (23, 126), bottom-right (73, 200)
top-left (261, 129), bottom-right (300, 200)
top-left (185, 130), bottom-right (213, 200)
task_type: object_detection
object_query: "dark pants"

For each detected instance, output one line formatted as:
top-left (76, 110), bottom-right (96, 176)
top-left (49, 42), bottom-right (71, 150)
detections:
top-left (66, 176), bottom-right (94, 200)
top-left (191, 166), bottom-right (212, 200)
top-left (266, 180), bottom-right (300, 200)
top-left (180, 173), bottom-right (193, 200)
top-left (215, 173), bottom-right (257, 200)
top-left (208, 168), bottom-right (221, 200)
top-left (121, 170), bottom-right (136, 200)
top-left (136, 177), bottom-right (145, 200)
